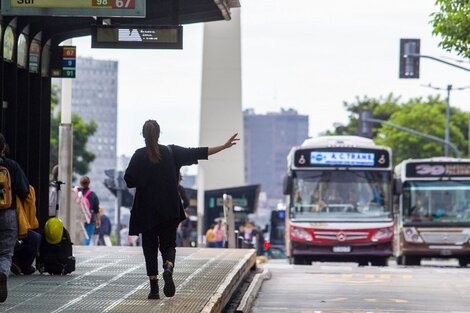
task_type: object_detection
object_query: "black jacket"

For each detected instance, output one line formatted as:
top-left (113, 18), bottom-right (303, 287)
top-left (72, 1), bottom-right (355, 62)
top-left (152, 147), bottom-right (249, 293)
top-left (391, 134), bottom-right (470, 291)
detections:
top-left (124, 144), bottom-right (207, 235)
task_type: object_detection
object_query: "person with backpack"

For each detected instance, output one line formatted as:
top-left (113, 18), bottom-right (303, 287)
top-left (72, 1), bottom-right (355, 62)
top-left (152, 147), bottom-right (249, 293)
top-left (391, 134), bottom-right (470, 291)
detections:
top-left (0, 133), bottom-right (29, 302)
top-left (75, 176), bottom-right (101, 245)
top-left (124, 119), bottom-right (238, 300)
top-left (36, 217), bottom-right (75, 275)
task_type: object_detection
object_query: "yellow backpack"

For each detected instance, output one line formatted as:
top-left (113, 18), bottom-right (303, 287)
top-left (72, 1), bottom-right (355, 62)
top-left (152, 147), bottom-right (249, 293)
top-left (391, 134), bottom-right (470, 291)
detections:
top-left (0, 158), bottom-right (12, 209)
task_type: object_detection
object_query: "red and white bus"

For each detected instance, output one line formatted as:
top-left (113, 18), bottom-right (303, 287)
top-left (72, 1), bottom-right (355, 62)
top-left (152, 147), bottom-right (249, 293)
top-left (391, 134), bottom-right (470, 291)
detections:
top-left (283, 136), bottom-right (393, 266)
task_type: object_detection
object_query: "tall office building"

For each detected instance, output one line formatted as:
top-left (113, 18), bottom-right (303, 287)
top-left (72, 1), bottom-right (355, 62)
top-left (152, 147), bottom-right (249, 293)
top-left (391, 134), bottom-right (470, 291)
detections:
top-left (244, 108), bottom-right (309, 205)
top-left (71, 57), bottom-right (119, 220)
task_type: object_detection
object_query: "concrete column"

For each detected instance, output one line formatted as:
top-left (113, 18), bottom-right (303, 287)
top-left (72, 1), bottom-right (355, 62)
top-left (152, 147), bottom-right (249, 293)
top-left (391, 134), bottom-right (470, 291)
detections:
top-left (198, 8), bottom-right (245, 242)
top-left (198, 8), bottom-right (244, 189)
top-left (58, 40), bottom-right (75, 239)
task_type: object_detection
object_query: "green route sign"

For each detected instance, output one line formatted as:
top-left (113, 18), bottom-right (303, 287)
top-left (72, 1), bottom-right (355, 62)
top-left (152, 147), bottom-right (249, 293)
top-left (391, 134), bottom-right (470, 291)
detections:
top-left (1, 0), bottom-right (146, 17)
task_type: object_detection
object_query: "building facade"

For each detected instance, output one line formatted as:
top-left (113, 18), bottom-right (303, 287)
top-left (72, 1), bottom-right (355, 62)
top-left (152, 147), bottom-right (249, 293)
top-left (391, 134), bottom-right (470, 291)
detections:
top-left (71, 57), bottom-right (119, 220)
top-left (244, 108), bottom-right (309, 205)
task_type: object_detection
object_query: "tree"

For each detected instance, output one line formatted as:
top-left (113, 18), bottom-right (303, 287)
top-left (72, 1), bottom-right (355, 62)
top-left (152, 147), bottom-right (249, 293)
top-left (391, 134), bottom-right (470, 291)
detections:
top-left (324, 94), bottom-right (469, 165)
top-left (50, 84), bottom-right (98, 176)
top-left (431, 0), bottom-right (470, 59)
top-left (323, 93), bottom-right (401, 138)
top-left (376, 95), bottom-right (468, 165)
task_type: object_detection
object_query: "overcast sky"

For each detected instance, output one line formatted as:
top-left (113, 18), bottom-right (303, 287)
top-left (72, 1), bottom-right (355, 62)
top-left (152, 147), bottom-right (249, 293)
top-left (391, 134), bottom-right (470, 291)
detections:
top-left (72, 0), bottom-right (470, 162)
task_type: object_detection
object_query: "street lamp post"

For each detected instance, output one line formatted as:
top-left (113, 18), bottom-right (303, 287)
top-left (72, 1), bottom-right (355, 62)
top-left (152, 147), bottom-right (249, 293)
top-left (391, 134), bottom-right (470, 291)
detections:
top-left (444, 84), bottom-right (452, 156)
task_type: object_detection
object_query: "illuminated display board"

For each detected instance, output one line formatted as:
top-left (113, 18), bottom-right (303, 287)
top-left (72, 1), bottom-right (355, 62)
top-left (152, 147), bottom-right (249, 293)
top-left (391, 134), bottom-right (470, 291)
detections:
top-left (294, 148), bottom-right (390, 168)
top-left (406, 162), bottom-right (470, 178)
top-left (1, 0), bottom-right (145, 17)
top-left (311, 151), bottom-right (375, 166)
top-left (92, 25), bottom-right (182, 49)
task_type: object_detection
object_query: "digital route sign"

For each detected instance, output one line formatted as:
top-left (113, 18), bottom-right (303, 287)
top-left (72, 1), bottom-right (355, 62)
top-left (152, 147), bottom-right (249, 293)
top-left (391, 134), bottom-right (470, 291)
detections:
top-left (92, 25), bottom-right (183, 49)
top-left (1, 0), bottom-right (146, 17)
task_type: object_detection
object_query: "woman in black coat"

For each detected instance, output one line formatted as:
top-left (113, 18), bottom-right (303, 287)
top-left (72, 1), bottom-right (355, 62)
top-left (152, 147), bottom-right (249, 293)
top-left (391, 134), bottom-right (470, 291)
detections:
top-left (124, 119), bottom-right (238, 299)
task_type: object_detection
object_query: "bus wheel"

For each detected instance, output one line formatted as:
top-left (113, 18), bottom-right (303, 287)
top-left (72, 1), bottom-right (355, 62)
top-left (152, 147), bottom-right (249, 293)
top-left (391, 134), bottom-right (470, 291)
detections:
top-left (371, 257), bottom-right (388, 267)
top-left (459, 257), bottom-right (469, 267)
top-left (403, 256), bottom-right (421, 266)
top-left (358, 258), bottom-right (369, 266)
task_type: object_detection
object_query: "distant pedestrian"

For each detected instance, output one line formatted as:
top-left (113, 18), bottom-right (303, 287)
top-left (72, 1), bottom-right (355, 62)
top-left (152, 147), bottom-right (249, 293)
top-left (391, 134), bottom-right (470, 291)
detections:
top-left (48, 165), bottom-right (59, 217)
top-left (124, 119), bottom-right (239, 299)
top-left (205, 225), bottom-right (217, 248)
top-left (213, 221), bottom-right (225, 248)
top-left (75, 176), bottom-right (101, 245)
top-left (0, 133), bottom-right (29, 302)
top-left (176, 174), bottom-right (189, 247)
top-left (98, 208), bottom-right (112, 246)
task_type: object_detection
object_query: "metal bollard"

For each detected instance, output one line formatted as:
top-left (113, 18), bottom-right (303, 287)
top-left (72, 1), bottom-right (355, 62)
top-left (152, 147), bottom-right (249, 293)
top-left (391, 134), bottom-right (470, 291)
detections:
top-left (234, 230), bottom-right (239, 248)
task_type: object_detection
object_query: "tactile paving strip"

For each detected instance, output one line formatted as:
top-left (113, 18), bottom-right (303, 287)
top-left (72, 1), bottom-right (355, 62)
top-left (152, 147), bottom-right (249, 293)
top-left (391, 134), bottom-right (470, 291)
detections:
top-left (1, 246), bottom-right (255, 313)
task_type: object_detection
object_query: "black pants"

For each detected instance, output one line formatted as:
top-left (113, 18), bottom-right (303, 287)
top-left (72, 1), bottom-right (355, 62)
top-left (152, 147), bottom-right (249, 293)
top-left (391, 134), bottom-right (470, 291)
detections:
top-left (141, 223), bottom-right (177, 276)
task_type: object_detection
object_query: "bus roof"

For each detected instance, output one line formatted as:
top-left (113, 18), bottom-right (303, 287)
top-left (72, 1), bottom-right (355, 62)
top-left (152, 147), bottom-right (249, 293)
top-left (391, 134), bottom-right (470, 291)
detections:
top-left (287, 135), bottom-right (392, 169)
top-left (300, 136), bottom-right (383, 149)
top-left (395, 157), bottom-right (470, 179)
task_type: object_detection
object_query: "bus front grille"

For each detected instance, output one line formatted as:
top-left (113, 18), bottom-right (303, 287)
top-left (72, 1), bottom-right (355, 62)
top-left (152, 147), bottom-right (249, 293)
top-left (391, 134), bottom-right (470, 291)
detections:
top-left (314, 231), bottom-right (369, 241)
top-left (420, 232), bottom-right (469, 245)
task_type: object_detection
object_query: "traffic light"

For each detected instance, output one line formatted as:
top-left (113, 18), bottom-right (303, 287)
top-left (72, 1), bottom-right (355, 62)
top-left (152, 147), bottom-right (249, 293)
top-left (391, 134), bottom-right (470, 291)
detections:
top-left (104, 169), bottom-right (116, 191)
top-left (399, 38), bottom-right (420, 79)
top-left (357, 109), bottom-right (373, 138)
top-left (103, 169), bottom-right (134, 207)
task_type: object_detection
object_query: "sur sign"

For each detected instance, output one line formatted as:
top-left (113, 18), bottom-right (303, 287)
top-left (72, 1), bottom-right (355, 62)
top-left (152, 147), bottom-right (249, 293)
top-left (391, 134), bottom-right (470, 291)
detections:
top-left (1, 0), bottom-right (145, 17)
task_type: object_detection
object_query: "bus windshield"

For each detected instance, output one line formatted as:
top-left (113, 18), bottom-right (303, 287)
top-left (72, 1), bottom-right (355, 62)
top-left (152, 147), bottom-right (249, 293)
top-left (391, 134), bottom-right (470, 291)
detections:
top-left (403, 181), bottom-right (470, 223)
top-left (290, 170), bottom-right (392, 221)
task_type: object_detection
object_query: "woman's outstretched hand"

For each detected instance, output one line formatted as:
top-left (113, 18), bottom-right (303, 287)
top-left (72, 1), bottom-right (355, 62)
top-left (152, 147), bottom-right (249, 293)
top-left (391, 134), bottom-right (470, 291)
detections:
top-left (224, 133), bottom-right (240, 149)
top-left (208, 133), bottom-right (240, 156)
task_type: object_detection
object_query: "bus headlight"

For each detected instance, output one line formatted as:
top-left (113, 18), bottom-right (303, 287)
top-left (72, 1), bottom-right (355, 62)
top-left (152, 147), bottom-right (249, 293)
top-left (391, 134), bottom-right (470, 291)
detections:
top-left (372, 228), bottom-right (393, 242)
top-left (403, 227), bottom-right (423, 243)
top-left (291, 226), bottom-right (313, 241)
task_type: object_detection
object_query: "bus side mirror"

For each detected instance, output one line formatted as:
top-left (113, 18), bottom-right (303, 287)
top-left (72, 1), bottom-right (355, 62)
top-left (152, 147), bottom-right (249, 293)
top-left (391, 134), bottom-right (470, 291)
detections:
top-left (283, 175), bottom-right (293, 195)
top-left (393, 178), bottom-right (402, 195)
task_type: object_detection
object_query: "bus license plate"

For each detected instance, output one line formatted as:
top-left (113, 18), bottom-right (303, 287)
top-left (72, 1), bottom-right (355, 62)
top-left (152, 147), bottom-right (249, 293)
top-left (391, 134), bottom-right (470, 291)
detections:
top-left (333, 246), bottom-right (351, 253)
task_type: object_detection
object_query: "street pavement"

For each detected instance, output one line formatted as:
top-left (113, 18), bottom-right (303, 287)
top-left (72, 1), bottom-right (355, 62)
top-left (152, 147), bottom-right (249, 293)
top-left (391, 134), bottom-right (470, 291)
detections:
top-left (251, 259), bottom-right (470, 313)
top-left (0, 246), bottom-right (256, 313)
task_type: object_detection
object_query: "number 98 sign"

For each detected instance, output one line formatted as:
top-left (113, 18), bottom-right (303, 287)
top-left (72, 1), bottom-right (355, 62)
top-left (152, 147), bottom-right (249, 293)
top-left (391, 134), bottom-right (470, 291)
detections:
top-left (93, 0), bottom-right (135, 9)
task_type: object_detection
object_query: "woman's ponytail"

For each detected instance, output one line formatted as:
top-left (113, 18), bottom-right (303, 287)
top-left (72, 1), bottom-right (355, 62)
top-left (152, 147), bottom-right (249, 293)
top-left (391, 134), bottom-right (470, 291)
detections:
top-left (142, 120), bottom-right (161, 164)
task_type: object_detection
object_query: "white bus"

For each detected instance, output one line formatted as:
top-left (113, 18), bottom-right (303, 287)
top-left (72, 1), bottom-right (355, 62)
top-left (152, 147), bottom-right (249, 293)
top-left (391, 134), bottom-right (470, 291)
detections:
top-left (283, 136), bottom-right (394, 266)
top-left (394, 157), bottom-right (470, 266)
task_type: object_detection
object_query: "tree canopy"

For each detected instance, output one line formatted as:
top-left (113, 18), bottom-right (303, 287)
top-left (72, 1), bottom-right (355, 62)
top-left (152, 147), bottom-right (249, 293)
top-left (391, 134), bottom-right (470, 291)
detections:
top-left (431, 0), bottom-right (470, 58)
top-left (324, 94), bottom-right (469, 165)
top-left (50, 84), bottom-right (98, 176)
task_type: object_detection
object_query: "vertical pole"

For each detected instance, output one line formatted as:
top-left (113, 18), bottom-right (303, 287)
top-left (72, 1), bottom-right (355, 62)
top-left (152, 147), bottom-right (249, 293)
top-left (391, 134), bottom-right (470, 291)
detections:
top-left (197, 167), bottom-right (205, 246)
top-left (58, 39), bottom-right (74, 235)
top-left (444, 84), bottom-right (452, 156)
top-left (468, 111), bottom-right (470, 158)
top-left (115, 170), bottom-right (123, 246)
top-left (223, 194), bottom-right (235, 248)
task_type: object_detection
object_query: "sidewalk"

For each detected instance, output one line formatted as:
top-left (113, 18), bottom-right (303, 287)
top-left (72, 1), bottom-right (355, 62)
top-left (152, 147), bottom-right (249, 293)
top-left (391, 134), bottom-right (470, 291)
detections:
top-left (1, 246), bottom-right (256, 313)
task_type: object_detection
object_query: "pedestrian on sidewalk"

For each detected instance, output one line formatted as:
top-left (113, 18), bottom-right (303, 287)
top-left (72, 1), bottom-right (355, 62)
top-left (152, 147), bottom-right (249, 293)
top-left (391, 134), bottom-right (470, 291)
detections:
top-left (75, 176), bottom-right (101, 245)
top-left (0, 133), bottom-right (29, 303)
top-left (124, 119), bottom-right (239, 300)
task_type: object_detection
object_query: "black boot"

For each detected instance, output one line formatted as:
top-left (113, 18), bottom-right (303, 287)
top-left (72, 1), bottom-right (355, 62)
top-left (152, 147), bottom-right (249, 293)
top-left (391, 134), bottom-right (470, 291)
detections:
top-left (148, 279), bottom-right (160, 299)
top-left (0, 272), bottom-right (7, 303)
top-left (163, 261), bottom-right (175, 297)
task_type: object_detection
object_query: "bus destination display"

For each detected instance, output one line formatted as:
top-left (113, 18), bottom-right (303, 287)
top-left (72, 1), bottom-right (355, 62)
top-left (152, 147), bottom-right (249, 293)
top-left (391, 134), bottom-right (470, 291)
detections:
top-left (311, 151), bottom-right (375, 166)
top-left (406, 162), bottom-right (470, 177)
top-left (92, 25), bottom-right (182, 49)
top-left (1, 0), bottom-right (145, 17)
top-left (294, 148), bottom-right (390, 168)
